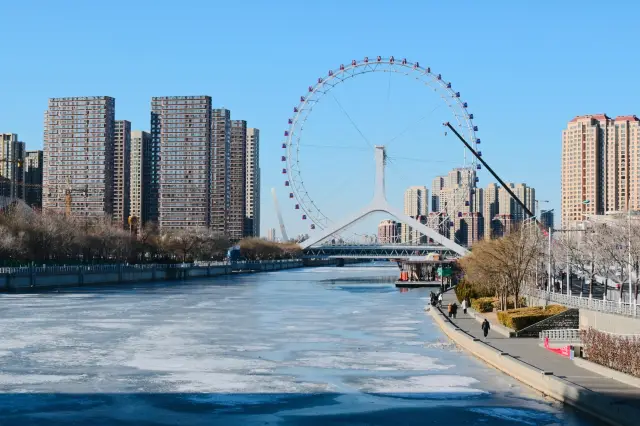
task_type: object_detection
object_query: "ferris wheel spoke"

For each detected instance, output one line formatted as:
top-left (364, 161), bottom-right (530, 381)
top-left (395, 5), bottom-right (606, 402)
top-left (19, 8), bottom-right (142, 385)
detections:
top-left (330, 92), bottom-right (373, 149)
top-left (384, 103), bottom-right (444, 148)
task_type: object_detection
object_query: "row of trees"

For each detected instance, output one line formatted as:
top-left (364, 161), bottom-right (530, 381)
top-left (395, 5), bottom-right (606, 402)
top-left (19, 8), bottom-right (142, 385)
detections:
top-left (459, 226), bottom-right (541, 309)
top-left (0, 203), bottom-right (301, 265)
top-left (460, 216), bottom-right (640, 307)
top-left (551, 218), bottom-right (640, 302)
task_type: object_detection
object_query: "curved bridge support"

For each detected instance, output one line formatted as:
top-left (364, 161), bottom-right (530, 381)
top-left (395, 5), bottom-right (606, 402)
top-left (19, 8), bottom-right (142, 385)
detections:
top-left (301, 146), bottom-right (469, 257)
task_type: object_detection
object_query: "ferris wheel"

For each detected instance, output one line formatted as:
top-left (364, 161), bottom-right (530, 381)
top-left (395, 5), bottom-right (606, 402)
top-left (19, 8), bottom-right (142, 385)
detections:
top-left (281, 56), bottom-right (481, 237)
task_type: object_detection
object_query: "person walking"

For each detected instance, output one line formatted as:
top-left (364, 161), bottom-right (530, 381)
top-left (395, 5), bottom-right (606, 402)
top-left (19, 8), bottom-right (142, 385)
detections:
top-left (461, 298), bottom-right (468, 314)
top-left (447, 303), bottom-right (453, 318)
top-left (437, 293), bottom-right (443, 308)
top-left (451, 302), bottom-right (458, 319)
top-left (481, 319), bottom-right (491, 338)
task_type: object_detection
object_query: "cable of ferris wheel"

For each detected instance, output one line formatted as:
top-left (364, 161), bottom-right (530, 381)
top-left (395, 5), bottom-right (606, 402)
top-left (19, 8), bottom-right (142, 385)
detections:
top-left (384, 103), bottom-right (444, 147)
top-left (330, 92), bottom-right (373, 149)
top-left (302, 143), bottom-right (369, 151)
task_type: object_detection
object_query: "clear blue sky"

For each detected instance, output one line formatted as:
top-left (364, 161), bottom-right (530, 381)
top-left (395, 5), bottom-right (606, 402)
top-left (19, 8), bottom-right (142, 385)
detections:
top-left (2, 0), bottom-right (640, 237)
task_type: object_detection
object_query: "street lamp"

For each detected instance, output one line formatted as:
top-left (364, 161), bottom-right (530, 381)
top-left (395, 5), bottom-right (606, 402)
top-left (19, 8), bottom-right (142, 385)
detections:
top-left (545, 209), bottom-right (555, 292)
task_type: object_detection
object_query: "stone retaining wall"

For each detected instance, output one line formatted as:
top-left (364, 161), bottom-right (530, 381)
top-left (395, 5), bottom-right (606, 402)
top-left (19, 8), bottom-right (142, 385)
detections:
top-left (1, 260), bottom-right (304, 292)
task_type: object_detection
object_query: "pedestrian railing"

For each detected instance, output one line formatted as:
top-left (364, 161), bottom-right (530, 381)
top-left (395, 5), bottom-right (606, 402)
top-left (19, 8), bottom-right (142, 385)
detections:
top-left (539, 329), bottom-right (581, 343)
top-left (526, 288), bottom-right (638, 318)
top-left (0, 259), bottom-right (302, 276)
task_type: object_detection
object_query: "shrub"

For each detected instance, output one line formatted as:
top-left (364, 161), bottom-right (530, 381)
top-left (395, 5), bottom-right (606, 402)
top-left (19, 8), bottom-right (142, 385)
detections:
top-left (581, 328), bottom-right (640, 378)
top-left (455, 280), bottom-right (492, 303)
top-left (497, 305), bottom-right (568, 331)
top-left (471, 297), bottom-right (495, 313)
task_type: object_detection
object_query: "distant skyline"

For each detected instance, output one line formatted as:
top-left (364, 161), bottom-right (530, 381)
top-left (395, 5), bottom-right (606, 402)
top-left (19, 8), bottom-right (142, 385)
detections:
top-left (3, 1), bottom-right (640, 237)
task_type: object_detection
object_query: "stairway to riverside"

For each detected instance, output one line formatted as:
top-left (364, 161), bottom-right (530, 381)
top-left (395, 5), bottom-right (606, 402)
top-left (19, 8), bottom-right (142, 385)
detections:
top-left (515, 308), bottom-right (579, 338)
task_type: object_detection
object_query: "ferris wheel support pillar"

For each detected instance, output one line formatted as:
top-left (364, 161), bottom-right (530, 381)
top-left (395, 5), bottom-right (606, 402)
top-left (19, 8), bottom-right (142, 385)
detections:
top-left (372, 145), bottom-right (386, 206)
top-left (301, 145), bottom-right (469, 256)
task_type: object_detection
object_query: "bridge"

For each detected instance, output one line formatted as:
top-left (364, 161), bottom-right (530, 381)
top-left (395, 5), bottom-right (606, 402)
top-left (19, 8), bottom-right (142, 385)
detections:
top-left (302, 244), bottom-right (457, 260)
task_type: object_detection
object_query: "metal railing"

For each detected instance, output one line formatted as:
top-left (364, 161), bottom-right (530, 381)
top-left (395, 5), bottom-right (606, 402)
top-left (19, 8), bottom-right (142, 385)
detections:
top-left (539, 329), bottom-right (581, 342)
top-left (526, 288), bottom-right (638, 318)
top-left (0, 259), bottom-right (302, 276)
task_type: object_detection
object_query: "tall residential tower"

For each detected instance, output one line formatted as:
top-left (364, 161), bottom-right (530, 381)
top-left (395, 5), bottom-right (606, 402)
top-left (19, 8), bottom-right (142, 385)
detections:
top-left (43, 96), bottom-right (115, 219)
top-left (245, 128), bottom-right (260, 237)
top-left (151, 96), bottom-right (212, 230)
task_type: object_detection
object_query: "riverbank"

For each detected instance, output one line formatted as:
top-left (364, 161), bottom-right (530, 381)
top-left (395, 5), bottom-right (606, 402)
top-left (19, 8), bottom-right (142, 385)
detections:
top-left (0, 259), bottom-right (316, 292)
top-left (428, 290), bottom-right (640, 426)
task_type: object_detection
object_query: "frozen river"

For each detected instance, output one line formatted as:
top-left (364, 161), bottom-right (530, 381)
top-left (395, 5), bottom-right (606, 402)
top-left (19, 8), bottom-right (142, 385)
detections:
top-left (0, 264), bottom-right (594, 425)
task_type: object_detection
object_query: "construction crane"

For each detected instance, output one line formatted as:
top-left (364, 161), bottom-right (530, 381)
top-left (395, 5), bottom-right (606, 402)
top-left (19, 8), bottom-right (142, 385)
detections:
top-left (63, 176), bottom-right (88, 218)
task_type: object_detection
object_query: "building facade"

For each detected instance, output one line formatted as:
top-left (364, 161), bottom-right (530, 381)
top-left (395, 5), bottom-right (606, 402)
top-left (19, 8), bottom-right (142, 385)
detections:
top-left (24, 150), bottom-right (43, 208)
top-left (483, 183), bottom-right (499, 238)
top-left (562, 114), bottom-right (640, 227)
top-left (401, 185), bottom-right (428, 243)
top-left (245, 128), bottom-right (260, 237)
top-left (151, 96), bottom-right (212, 230)
top-left (43, 96), bottom-right (115, 219)
top-left (454, 212), bottom-right (484, 246)
top-left (229, 120), bottom-right (247, 241)
top-left (130, 130), bottom-right (150, 224)
top-left (0, 133), bottom-right (25, 200)
top-left (266, 227), bottom-right (276, 242)
top-left (211, 108), bottom-right (231, 237)
top-left (378, 219), bottom-right (401, 244)
top-left (113, 120), bottom-right (131, 227)
top-left (541, 209), bottom-right (554, 231)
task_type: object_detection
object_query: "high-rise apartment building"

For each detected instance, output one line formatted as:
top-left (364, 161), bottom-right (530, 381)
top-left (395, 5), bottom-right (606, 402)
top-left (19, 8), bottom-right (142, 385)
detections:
top-left (113, 120), bottom-right (131, 227)
top-left (541, 209), bottom-right (554, 231)
top-left (43, 96), bottom-right (115, 219)
top-left (378, 219), bottom-right (400, 244)
top-left (0, 133), bottom-right (25, 200)
top-left (211, 108), bottom-right (231, 237)
top-left (229, 120), bottom-right (247, 241)
top-left (130, 130), bottom-right (150, 224)
top-left (454, 212), bottom-right (484, 246)
top-left (562, 114), bottom-right (640, 227)
top-left (431, 176), bottom-right (444, 212)
top-left (24, 150), bottom-right (43, 208)
top-left (267, 227), bottom-right (276, 242)
top-left (151, 96), bottom-right (212, 230)
top-left (401, 186), bottom-right (428, 243)
top-left (514, 183), bottom-right (535, 222)
top-left (484, 183), bottom-right (499, 237)
top-left (245, 128), bottom-right (260, 237)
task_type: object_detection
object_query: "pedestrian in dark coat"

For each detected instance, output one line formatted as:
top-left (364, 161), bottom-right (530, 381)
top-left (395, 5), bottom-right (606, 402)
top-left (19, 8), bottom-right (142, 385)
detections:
top-left (481, 319), bottom-right (490, 338)
top-left (451, 302), bottom-right (458, 319)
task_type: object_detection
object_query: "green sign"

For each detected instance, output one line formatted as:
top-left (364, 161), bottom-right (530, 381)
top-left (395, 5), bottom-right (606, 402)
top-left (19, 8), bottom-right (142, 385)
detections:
top-left (437, 267), bottom-right (452, 277)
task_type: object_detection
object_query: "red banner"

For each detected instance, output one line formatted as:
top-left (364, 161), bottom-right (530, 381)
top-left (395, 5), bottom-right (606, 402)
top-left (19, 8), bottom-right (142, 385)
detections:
top-left (544, 337), bottom-right (571, 357)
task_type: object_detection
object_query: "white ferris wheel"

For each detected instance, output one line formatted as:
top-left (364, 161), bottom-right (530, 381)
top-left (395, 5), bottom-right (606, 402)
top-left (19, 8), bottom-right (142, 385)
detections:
top-left (281, 56), bottom-right (481, 244)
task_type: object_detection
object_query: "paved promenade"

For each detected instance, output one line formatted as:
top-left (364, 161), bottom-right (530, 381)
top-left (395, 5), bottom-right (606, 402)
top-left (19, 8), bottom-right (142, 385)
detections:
top-left (434, 290), bottom-right (640, 425)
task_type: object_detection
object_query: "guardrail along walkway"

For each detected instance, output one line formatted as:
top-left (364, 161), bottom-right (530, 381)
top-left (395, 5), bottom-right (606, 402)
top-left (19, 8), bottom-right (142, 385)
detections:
top-left (437, 291), bottom-right (640, 412)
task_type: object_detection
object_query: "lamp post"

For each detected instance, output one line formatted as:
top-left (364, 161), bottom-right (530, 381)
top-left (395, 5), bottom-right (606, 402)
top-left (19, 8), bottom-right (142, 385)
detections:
top-left (545, 209), bottom-right (555, 293)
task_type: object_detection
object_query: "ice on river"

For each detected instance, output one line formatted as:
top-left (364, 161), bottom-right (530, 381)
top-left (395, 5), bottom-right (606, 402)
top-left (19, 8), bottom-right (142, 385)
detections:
top-left (0, 264), bottom-right (594, 425)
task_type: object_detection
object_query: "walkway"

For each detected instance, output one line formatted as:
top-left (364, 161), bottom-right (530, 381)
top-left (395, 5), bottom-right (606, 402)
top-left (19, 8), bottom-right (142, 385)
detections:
top-left (435, 290), bottom-right (640, 424)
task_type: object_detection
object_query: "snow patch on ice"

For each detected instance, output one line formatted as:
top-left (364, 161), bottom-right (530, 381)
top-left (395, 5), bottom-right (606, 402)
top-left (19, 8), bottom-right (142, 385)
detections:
top-left (0, 374), bottom-right (86, 386)
top-left (355, 375), bottom-right (487, 398)
top-left (295, 351), bottom-right (452, 371)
